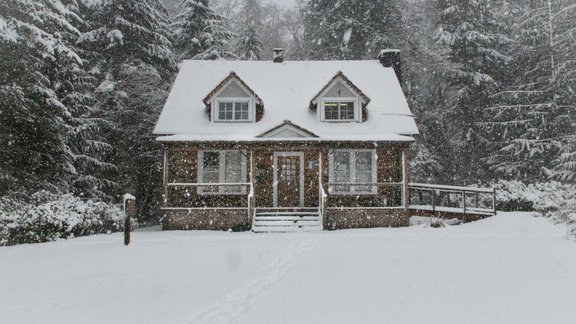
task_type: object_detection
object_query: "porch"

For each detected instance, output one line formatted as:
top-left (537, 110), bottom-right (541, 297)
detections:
top-left (160, 143), bottom-right (496, 232)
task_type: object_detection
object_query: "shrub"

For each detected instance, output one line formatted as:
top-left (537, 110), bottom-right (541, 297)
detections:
top-left (491, 180), bottom-right (576, 239)
top-left (0, 191), bottom-right (126, 246)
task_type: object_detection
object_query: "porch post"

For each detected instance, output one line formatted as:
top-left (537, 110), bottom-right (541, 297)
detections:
top-left (402, 146), bottom-right (410, 209)
top-left (250, 149), bottom-right (255, 210)
top-left (162, 147), bottom-right (168, 207)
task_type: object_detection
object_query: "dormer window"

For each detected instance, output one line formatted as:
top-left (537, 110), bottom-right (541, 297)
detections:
top-left (216, 100), bottom-right (250, 121)
top-left (311, 72), bottom-right (370, 123)
top-left (203, 72), bottom-right (264, 123)
top-left (322, 100), bottom-right (357, 122)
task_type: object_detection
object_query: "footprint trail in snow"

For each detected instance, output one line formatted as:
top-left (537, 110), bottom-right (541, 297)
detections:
top-left (184, 238), bottom-right (315, 324)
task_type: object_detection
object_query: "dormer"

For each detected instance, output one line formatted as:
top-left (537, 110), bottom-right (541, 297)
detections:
top-left (203, 72), bottom-right (263, 123)
top-left (310, 72), bottom-right (370, 123)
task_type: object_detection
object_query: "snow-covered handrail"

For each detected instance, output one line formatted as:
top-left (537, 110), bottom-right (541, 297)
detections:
top-left (408, 184), bottom-right (496, 215)
top-left (409, 183), bottom-right (494, 193)
top-left (168, 182), bottom-right (251, 187)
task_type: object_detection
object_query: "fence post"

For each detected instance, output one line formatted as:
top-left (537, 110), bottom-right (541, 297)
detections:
top-left (431, 189), bottom-right (436, 213)
top-left (123, 194), bottom-right (136, 246)
top-left (462, 190), bottom-right (466, 214)
top-left (492, 188), bottom-right (497, 215)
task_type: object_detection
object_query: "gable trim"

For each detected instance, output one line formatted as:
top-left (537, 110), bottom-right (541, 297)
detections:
top-left (257, 120), bottom-right (319, 138)
top-left (310, 71), bottom-right (371, 106)
top-left (203, 72), bottom-right (262, 105)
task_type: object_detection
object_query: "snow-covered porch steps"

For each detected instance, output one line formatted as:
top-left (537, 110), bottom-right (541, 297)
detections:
top-left (252, 208), bottom-right (323, 233)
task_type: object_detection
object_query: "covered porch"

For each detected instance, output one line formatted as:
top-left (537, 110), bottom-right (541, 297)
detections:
top-left (160, 141), bottom-right (410, 231)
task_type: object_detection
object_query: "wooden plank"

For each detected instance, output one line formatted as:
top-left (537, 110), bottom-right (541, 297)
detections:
top-left (410, 183), bottom-right (494, 193)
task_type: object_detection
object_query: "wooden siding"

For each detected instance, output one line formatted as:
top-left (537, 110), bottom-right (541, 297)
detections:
top-left (161, 141), bottom-right (411, 230)
top-left (163, 142), bottom-right (408, 209)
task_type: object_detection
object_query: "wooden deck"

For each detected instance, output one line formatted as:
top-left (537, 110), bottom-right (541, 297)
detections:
top-left (408, 183), bottom-right (496, 222)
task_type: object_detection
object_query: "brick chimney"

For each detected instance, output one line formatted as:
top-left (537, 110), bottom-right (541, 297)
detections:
top-left (378, 49), bottom-right (402, 82)
top-left (273, 48), bottom-right (284, 63)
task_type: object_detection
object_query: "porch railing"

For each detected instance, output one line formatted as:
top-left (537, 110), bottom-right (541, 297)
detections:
top-left (163, 182), bottom-right (252, 210)
top-left (325, 182), bottom-right (405, 208)
top-left (408, 183), bottom-right (496, 215)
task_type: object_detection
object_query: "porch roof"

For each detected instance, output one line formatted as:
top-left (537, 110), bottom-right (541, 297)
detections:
top-left (154, 60), bottom-right (418, 141)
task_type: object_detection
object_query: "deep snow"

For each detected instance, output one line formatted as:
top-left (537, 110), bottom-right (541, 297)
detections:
top-left (1, 212), bottom-right (575, 324)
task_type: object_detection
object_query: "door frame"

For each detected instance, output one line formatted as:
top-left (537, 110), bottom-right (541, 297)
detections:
top-left (273, 152), bottom-right (305, 208)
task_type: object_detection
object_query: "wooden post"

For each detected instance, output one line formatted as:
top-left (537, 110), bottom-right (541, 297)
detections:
top-left (123, 194), bottom-right (136, 246)
top-left (402, 147), bottom-right (410, 209)
top-left (163, 148), bottom-right (168, 207)
top-left (431, 189), bottom-right (436, 214)
top-left (475, 192), bottom-right (479, 208)
top-left (462, 190), bottom-right (466, 214)
top-left (249, 150), bottom-right (254, 220)
top-left (492, 187), bottom-right (497, 214)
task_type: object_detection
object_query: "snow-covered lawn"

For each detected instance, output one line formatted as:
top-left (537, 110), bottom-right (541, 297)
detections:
top-left (1, 212), bottom-right (575, 324)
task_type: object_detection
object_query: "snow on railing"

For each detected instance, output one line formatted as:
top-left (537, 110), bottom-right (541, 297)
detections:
top-left (408, 183), bottom-right (496, 215)
top-left (164, 182), bottom-right (252, 210)
top-left (325, 182), bottom-right (405, 209)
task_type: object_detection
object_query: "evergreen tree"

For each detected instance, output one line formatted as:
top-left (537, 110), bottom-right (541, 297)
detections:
top-left (235, 0), bottom-right (264, 60)
top-left (78, 0), bottom-right (177, 220)
top-left (0, 0), bottom-right (114, 197)
top-left (303, 0), bottom-right (405, 60)
top-left (483, 0), bottom-right (576, 182)
top-left (172, 0), bottom-right (236, 60)
top-left (432, 0), bottom-right (512, 183)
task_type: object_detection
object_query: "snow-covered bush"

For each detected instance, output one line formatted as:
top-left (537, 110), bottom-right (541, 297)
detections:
top-left (492, 180), bottom-right (576, 239)
top-left (0, 191), bottom-right (125, 246)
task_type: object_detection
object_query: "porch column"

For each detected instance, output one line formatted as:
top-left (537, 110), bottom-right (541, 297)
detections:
top-left (402, 146), bottom-right (410, 209)
top-left (162, 146), bottom-right (168, 207)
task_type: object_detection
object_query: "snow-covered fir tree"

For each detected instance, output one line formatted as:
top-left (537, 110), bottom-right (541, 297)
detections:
top-left (235, 0), bottom-right (264, 60)
top-left (77, 0), bottom-right (177, 220)
top-left (483, 0), bottom-right (576, 182)
top-left (172, 0), bottom-right (236, 60)
top-left (432, 0), bottom-right (512, 183)
top-left (0, 0), bottom-right (114, 197)
top-left (303, 0), bottom-right (405, 60)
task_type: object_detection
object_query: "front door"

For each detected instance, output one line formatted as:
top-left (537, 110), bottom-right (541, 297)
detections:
top-left (274, 153), bottom-right (304, 207)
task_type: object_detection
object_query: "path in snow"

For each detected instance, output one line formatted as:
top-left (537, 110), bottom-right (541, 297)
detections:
top-left (185, 238), bottom-right (316, 324)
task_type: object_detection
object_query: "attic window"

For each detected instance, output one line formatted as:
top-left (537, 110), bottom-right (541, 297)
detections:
top-left (217, 101), bottom-right (250, 121)
top-left (320, 98), bottom-right (359, 122)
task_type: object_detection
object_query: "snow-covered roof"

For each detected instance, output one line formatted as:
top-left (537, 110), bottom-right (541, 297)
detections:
top-left (154, 60), bottom-right (419, 142)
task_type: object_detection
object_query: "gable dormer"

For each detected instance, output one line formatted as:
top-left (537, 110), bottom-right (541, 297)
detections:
top-left (203, 72), bottom-right (263, 123)
top-left (310, 72), bottom-right (370, 123)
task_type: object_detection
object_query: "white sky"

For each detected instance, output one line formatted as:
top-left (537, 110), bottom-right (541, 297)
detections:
top-left (264, 0), bottom-right (300, 9)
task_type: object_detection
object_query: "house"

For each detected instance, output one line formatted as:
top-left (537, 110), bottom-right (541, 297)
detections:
top-left (153, 49), bottom-right (420, 232)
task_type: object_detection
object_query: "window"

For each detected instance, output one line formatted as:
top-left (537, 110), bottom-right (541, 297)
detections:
top-left (216, 101), bottom-right (250, 122)
top-left (198, 150), bottom-right (247, 194)
top-left (329, 150), bottom-right (377, 194)
top-left (320, 99), bottom-right (358, 122)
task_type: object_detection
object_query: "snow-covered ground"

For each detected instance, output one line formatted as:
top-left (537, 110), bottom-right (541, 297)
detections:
top-left (1, 212), bottom-right (575, 324)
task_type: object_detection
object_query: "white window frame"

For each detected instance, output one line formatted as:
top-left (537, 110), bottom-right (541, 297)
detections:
top-left (213, 97), bottom-right (254, 123)
top-left (328, 149), bottom-right (378, 195)
top-left (320, 97), bottom-right (360, 122)
top-left (197, 150), bottom-right (247, 195)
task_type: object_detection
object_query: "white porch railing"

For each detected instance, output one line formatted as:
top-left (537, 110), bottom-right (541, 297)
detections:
top-left (326, 182), bottom-right (405, 209)
top-left (408, 183), bottom-right (496, 215)
top-left (163, 182), bottom-right (252, 210)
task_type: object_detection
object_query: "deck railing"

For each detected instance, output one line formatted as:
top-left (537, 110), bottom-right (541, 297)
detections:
top-left (164, 182), bottom-right (252, 210)
top-left (408, 183), bottom-right (496, 215)
top-left (325, 182), bottom-right (405, 208)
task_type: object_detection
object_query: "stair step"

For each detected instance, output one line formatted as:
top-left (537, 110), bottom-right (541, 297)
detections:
top-left (252, 208), bottom-right (323, 233)
top-left (254, 216), bottom-right (319, 221)
top-left (252, 225), bottom-right (323, 233)
top-left (254, 220), bottom-right (321, 226)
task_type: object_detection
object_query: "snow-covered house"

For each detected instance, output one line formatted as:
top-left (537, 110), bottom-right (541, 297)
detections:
top-left (153, 49), bottom-right (419, 232)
